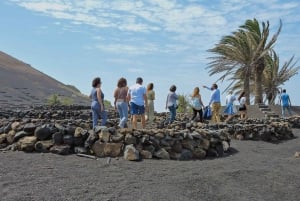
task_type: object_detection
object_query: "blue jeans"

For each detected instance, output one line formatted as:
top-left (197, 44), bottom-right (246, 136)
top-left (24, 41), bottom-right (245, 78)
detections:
top-left (282, 106), bottom-right (292, 118)
top-left (91, 101), bottom-right (107, 128)
top-left (116, 101), bottom-right (128, 128)
top-left (168, 105), bottom-right (176, 123)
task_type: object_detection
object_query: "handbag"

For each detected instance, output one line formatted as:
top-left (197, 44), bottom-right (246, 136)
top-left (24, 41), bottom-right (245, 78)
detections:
top-left (203, 106), bottom-right (212, 120)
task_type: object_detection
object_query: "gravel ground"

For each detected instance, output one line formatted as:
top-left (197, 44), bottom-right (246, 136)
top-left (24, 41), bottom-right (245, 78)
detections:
top-left (1, 130), bottom-right (300, 201)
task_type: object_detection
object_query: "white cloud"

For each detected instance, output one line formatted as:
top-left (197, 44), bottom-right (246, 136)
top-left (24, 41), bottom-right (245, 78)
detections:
top-left (9, 0), bottom-right (228, 35)
top-left (269, 2), bottom-right (299, 10)
top-left (8, 0), bottom-right (300, 56)
top-left (95, 43), bottom-right (160, 55)
top-left (19, 2), bottom-right (71, 12)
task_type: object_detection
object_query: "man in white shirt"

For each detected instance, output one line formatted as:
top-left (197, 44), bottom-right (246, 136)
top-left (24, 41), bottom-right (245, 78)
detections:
top-left (127, 77), bottom-right (148, 129)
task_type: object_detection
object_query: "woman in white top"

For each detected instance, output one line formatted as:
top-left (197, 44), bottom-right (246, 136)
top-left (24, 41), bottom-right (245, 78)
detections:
top-left (191, 87), bottom-right (204, 122)
top-left (238, 91), bottom-right (247, 120)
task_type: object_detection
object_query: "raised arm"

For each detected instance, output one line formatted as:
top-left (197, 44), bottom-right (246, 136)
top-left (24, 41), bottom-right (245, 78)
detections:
top-left (203, 85), bottom-right (212, 91)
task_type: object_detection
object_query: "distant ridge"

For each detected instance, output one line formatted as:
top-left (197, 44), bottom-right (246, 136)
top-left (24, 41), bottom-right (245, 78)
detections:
top-left (0, 51), bottom-right (89, 108)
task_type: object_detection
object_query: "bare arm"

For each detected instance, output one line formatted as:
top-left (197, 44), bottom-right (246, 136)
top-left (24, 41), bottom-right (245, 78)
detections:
top-left (199, 95), bottom-right (204, 107)
top-left (113, 88), bottom-right (118, 109)
top-left (144, 93), bottom-right (148, 108)
top-left (126, 89), bottom-right (131, 103)
top-left (125, 87), bottom-right (129, 103)
top-left (96, 88), bottom-right (104, 111)
top-left (166, 94), bottom-right (169, 109)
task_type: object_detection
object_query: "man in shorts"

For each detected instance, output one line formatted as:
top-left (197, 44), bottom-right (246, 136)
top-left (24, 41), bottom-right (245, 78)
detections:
top-left (127, 77), bottom-right (148, 129)
top-left (280, 89), bottom-right (292, 118)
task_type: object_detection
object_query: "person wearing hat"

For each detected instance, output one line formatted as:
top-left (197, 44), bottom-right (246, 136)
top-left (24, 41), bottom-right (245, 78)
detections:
top-left (90, 77), bottom-right (107, 128)
top-left (166, 85), bottom-right (178, 124)
top-left (127, 77), bottom-right (147, 129)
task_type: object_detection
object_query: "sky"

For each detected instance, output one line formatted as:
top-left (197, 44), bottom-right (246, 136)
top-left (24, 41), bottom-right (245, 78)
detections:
top-left (1, 0), bottom-right (300, 112)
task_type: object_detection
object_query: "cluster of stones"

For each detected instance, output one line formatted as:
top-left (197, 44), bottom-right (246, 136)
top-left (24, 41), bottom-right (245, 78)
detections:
top-left (0, 105), bottom-right (299, 161)
top-left (225, 122), bottom-right (294, 142)
top-left (0, 118), bottom-right (231, 161)
top-left (155, 113), bottom-right (297, 142)
top-left (0, 105), bottom-right (95, 120)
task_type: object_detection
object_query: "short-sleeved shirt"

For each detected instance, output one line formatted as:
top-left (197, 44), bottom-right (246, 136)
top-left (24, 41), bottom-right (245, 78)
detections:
top-left (281, 93), bottom-right (290, 106)
top-left (227, 95), bottom-right (236, 104)
top-left (128, 83), bottom-right (146, 106)
top-left (166, 92), bottom-right (178, 107)
top-left (239, 97), bottom-right (246, 105)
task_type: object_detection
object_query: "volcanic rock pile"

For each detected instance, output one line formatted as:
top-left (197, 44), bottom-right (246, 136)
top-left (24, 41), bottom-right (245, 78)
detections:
top-left (0, 105), bottom-right (298, 161)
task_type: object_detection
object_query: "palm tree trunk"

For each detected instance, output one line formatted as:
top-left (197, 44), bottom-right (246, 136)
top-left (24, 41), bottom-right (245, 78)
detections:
top-left (254, 59), bottom-right (264, 104)
top-left (267, 91), bottom-right (273, 105)
top-left (254, 69), bottom-right (263, 104)
top-left (244, 66), bottom-right (251, 105)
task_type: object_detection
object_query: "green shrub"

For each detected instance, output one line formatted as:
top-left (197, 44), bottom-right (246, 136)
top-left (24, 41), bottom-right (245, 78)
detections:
top-left (47, 94), bottom-right (61, 106)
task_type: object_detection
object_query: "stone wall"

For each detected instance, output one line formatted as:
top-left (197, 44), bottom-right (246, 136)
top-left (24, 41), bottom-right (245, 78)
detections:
top-left (0, 118), bottom-right (231, 161)
top-left (0, 106), bottom-right (299, 161)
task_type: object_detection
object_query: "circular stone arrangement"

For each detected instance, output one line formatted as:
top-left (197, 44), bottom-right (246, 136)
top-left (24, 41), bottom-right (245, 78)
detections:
top-left (0, 105), bottom-right (298, 161)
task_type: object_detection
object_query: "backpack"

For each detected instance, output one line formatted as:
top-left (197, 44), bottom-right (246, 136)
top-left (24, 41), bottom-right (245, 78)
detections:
top-left (191, 97), bottom-right (202, 110)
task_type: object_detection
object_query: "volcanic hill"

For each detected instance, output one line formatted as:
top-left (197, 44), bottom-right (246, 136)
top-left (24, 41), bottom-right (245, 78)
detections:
top-left (0, 51), bottom-right (89, 108)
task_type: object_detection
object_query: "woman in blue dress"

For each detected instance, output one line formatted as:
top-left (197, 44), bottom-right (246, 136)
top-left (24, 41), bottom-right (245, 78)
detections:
top-left (224, 92), bottom-right (236, 123)
top-left (90, 77), bottom-right (107, 128)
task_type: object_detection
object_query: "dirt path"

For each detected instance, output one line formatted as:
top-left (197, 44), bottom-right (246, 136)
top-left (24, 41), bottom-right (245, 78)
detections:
top-left (1, 130), bottom-right (300, 201)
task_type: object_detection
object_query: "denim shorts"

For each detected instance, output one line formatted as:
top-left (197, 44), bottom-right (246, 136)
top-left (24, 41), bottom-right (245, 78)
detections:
top-left (130, 102), bottom-right (145, 115)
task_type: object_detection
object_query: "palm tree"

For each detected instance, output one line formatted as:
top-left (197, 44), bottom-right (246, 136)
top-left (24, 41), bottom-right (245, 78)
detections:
top-left (207, 19), bottom-right (282, 104)
top-left (240, 19), bottom-right (282, 104)
top-left (207, 27), bottom-right (256, 104)
top-left (263, 50), bottom-right (300, 104)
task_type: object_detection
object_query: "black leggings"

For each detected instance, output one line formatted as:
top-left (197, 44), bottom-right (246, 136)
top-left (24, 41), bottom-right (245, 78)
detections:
top-left (192, 108), bottom-right (203, 122)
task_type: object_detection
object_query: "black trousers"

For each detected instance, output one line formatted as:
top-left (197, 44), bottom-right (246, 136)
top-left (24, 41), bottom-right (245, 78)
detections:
top-left (192, 108), bottom-right (203, 122)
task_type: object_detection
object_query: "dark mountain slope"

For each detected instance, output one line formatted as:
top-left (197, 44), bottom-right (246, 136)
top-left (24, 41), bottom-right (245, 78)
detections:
top-left (0, 51), bottom-right (89, 108)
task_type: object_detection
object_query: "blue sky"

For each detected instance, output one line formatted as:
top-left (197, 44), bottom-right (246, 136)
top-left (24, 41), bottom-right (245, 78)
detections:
top-left (1, 0), bottom-right (300, 111)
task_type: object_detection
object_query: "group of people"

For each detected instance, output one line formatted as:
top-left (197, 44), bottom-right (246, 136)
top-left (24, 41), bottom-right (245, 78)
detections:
top-left (201, 84), bottom-right (247, 123)
top-left (223, 91), bottom-right (247, 123)
top-left (90, 77), bottom-right (156, 129)
top-left (90, 76), bottom-right (293, 129)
